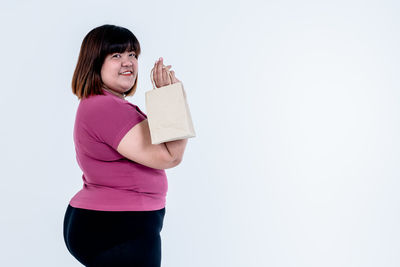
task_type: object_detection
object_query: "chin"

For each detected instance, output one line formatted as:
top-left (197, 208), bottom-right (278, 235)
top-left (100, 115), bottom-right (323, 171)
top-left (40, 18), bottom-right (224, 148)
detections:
top-left (122, 84), bottom-right (135, 91)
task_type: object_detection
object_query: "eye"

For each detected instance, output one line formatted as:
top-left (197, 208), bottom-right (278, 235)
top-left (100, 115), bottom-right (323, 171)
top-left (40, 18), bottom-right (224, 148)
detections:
top-left (112, 53), bottom-right (121, 58)
top-left (129, 53), bottom-right (137, 58)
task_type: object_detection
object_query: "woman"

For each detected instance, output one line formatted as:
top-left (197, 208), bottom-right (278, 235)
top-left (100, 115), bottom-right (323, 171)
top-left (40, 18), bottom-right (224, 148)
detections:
top-left (63, 24), bottom-right (188, 266)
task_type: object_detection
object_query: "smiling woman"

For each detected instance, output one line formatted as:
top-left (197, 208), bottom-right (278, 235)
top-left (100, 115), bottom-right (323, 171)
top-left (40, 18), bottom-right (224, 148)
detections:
top-left (100, 50), bottom-right (138, 98)
top-left (64, 24), bottom-right (188, 267)
top-left (71, 24), bottom-right (141, 100)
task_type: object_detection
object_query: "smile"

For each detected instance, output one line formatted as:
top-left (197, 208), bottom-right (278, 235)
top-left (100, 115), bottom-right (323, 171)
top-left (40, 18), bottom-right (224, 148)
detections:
top-left (120, 72), bottom-right (133, 76)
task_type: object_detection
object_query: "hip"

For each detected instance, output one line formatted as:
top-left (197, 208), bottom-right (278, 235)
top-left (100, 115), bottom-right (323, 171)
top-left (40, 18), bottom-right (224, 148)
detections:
top-left (63, 204), bottom-right (166, 265)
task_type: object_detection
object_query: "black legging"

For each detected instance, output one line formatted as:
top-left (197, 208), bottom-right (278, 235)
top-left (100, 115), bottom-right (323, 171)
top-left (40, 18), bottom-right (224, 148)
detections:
top-left (63, 204), bottom-right (166, 267)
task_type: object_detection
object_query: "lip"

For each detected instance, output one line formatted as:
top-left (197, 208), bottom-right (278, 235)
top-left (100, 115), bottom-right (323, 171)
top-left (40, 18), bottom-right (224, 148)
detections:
top-left (120, 70), bottom-right (133, 74)
top-left (120, 71), bottom-right (134, 76)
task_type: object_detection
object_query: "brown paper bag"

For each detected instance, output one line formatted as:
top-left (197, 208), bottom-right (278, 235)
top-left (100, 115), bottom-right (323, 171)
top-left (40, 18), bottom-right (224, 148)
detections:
top-left (145, 69), bottom-right (196, 144)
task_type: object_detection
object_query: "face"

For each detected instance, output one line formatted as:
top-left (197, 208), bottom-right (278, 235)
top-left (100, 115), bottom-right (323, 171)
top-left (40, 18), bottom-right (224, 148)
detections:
top-left (100, 50), bottom-right (138, 97)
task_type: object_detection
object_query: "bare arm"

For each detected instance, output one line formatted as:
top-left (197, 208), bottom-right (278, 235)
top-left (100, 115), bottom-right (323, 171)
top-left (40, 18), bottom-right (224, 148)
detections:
top-left (164, 138), bottom-right (188, 165)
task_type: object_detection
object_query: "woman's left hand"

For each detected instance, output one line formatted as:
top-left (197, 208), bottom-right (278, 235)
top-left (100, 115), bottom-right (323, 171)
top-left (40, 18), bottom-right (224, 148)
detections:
top-left (152, 57), bottom-right (180, 87)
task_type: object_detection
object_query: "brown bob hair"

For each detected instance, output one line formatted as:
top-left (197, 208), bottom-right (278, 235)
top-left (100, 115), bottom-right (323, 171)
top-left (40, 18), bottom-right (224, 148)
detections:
top-left (71, 24), bottom-right (141, 99)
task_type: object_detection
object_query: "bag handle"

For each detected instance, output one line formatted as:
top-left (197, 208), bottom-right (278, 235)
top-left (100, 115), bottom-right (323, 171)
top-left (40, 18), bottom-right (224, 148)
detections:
top-left (150, 67), bottom-right (173, 89)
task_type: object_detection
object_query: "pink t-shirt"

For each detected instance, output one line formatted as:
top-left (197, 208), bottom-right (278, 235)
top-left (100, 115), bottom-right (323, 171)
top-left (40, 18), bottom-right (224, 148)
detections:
top-left (69, 89), bottom-right (168, 211)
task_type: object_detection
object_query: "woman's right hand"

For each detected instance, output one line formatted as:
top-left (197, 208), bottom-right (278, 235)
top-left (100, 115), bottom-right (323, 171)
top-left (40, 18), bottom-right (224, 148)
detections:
top-left (152, 57), bottom-right (181, 88)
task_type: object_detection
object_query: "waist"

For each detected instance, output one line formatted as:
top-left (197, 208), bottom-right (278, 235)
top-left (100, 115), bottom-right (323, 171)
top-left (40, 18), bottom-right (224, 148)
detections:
top-left (69, 183), bottom-right (167, 211)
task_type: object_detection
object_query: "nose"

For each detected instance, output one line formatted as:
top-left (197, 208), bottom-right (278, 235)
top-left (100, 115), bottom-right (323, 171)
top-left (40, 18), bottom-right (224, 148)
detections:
top-left (122, 59), bottom-right (133, 66)
top-left (121, 55), bottom-right (134, 66)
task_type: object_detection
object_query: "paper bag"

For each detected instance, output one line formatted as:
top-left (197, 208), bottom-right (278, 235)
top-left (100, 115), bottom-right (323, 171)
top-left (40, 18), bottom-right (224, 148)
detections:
top-left (145, 69), bottom-right (196, 144)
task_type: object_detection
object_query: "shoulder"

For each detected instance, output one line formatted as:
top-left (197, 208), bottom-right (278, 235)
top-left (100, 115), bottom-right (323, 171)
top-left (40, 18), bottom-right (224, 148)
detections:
top-left (81, 93), bottom-right (117, 108)
top-left (79, 93), bottom-right (132, 115)
top-left (77, 93), bottom-right (146, 125)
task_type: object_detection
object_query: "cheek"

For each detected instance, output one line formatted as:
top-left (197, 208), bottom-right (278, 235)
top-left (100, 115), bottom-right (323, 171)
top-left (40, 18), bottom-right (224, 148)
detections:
top-left (101, 64), bottom-right (118, 80)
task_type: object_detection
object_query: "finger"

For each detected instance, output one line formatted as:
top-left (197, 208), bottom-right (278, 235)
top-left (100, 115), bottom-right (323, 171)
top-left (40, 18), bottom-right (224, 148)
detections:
top-left (161, 64), bottom-right (170, 85)
top-left (169, 70), bottom-right (176, 82)
top-left (170, 70), bottom-right (180, 83)
top-left (162, 67), bottom-right (168, 83)
top-left (157, 58), bottom-right (165, 85)
top-left (164, 65), bottom-right (172, 84)
top-left (152, 64), bottom-right (159, 87)
top-left (153, 59), bottom-right (160, 86)
top-left (152, 66), bottom-right (157, 86)
top-left (165, 68), bottom-right (172, 84)
top-left (155, 58), bottom-right (164, 87)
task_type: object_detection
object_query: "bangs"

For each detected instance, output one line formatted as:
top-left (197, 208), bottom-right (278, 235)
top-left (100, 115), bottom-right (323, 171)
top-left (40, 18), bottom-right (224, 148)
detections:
top-left (101, 26), bottom-right (141, 56)
top-left (107, 40), bottom-right (139, 54)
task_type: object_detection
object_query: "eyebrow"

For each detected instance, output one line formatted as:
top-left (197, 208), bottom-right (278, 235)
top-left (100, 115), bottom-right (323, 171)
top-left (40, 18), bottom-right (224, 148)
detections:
top-left (111, 51), bottom-right (136, 55)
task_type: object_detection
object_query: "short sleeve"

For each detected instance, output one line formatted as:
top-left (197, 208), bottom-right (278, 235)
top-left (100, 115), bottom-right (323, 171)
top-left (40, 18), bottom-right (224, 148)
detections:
top-left (83, 96), bottom-right (147, 151)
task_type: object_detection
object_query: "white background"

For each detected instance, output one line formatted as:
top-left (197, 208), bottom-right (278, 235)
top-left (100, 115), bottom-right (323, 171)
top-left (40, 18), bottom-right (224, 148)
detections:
top-left (1, 0), bottom-right (399, 266)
